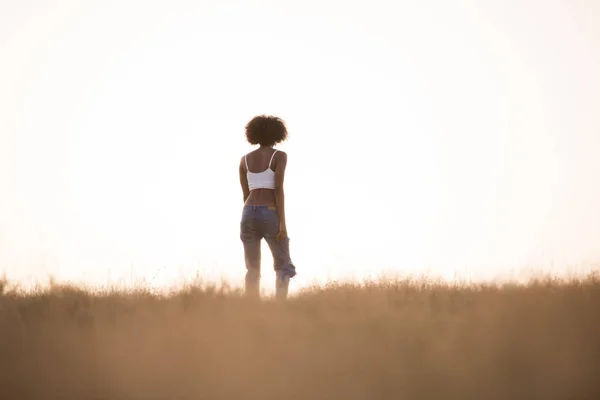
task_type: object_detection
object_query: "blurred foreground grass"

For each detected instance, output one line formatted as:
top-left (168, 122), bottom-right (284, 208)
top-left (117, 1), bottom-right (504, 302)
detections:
top-left (1, 273), bottom-right (599, 400)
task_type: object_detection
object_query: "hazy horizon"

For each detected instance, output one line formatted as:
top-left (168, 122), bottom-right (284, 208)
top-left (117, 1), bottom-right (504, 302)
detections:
top-left (1, 0), bottom-right (599, 293)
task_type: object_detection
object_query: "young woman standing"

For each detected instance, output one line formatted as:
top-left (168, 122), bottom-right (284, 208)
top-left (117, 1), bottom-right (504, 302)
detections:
top-left (239, 115), bottom-right (296, 299)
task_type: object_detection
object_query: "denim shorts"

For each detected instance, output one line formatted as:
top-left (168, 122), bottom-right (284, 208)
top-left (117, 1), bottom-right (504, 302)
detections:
top-left (240, 205), bottom-right (297, 282)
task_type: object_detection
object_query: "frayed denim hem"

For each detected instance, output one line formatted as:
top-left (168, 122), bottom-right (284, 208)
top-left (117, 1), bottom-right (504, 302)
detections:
top-left (276, 263), bottom-right (297, 279)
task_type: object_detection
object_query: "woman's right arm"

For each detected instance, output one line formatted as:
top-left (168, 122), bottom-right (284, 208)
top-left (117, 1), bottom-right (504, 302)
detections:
top-left (274, 151), bottom-right (288, 241)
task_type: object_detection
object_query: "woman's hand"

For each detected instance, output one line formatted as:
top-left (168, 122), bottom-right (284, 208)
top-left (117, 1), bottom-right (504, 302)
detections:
top-left (276, 223), bottom-right (287, 241)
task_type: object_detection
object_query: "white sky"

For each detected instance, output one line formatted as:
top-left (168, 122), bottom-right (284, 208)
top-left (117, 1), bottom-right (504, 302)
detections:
top-left (1, 0), bottom-right (599, 292)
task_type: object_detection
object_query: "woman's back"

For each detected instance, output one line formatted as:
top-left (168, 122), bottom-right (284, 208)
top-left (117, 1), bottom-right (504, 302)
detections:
top-left (242, 147), bottom-right (284, 206)
top-left (245, 148), bottom-right (278, 174)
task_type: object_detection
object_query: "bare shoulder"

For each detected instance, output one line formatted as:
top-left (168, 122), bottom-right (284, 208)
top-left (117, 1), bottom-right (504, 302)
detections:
top-left (275, 150), bottom-right (288, 161)
top-left (271, 150), bottom-right (287, 172)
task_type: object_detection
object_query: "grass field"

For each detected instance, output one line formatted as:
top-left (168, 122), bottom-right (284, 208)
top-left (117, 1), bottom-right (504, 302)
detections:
top-left (1, 273), bottom-right (599, 400)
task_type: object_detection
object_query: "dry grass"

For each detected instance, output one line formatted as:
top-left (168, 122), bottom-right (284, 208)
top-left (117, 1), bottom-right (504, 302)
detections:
top-left (1, 274), bottom-right (599, 400)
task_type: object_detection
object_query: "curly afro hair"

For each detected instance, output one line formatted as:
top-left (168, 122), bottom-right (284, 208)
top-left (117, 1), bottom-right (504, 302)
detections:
top-left (245, 115), bottom-right (288, 146)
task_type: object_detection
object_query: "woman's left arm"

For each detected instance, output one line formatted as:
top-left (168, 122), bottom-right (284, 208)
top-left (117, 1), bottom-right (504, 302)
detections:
top-left (239, 156), bottom-right (250, 203)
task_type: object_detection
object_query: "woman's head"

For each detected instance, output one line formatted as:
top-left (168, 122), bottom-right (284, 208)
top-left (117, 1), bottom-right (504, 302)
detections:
top-left (245, 115), bottom-right (288, 147)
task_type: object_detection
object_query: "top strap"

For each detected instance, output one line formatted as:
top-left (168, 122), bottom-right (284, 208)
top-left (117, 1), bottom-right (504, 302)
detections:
top-left (244, 154), bottom-right (249, 170)
top-left (268, 150), bottom-right (278, 168)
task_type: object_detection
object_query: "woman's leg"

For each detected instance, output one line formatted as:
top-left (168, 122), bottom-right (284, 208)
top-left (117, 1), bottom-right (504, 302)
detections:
top-left (265, 237), bottom-right (296, 299)
top-left (263, 208), bottom-right (296, 299)
top-left (243, 239), bottom-right (261, 298)
top-left (240, 208), bottom-right (262, 298)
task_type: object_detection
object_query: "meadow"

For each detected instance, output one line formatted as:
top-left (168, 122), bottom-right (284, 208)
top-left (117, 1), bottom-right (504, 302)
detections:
top-left (1, 273), bottom-right (599, 400)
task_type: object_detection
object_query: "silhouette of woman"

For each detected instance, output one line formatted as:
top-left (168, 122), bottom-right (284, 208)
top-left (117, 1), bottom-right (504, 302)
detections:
top-left (239, 115), bottom-right (296, 299)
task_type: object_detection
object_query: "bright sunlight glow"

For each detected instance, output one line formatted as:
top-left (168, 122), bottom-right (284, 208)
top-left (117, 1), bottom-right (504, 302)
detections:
top-left (1, 0), bottom-right (599, 293)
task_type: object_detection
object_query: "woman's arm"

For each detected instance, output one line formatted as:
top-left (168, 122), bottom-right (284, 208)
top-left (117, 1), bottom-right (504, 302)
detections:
top-left (239, 156), bottom-right (250, 203)
top-left (274, 151), bottom-right (288, 241)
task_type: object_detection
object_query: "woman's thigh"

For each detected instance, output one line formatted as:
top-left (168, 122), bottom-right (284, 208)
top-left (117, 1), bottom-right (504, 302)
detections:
top-left (261, 209), bottom-right (295, 274)
top-left (240, 207), bottom-right (261, 243)
top-left (260, 208), bottom-right (280, 239)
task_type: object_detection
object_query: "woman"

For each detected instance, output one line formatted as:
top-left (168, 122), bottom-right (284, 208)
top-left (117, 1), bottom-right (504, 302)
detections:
top-left (239, 115), bottom-right (296, 299)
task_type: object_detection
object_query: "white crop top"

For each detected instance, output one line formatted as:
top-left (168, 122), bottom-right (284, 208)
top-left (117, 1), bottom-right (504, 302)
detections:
top-left (246, 150), bottom-right (278, 191)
